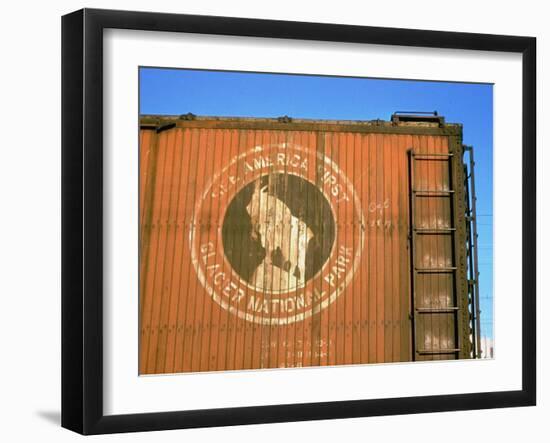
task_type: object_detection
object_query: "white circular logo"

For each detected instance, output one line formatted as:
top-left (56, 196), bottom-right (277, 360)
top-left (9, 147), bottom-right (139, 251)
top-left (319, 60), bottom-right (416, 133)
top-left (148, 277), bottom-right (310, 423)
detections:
top-left (190, 143), bottom-right (364, 325)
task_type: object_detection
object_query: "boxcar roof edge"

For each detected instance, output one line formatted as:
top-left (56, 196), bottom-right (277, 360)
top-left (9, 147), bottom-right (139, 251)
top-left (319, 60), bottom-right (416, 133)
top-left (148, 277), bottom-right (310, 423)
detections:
top-left (139, 114), bottom-right (463, 137)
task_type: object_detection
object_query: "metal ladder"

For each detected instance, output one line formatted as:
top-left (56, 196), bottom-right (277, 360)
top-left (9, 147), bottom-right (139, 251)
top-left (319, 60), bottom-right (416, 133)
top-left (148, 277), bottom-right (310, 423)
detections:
top-left (463, 145), bottom-right (482, 358)
top-left (409, 150), bottom-right (461, 359)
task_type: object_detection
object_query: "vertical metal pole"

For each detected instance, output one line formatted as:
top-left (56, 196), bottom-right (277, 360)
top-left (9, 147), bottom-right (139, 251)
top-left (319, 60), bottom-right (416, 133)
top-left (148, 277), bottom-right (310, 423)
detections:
top-left (450, 138), bottom-right (469, 359)
top-left (464, 163), bottom-right (476, 357)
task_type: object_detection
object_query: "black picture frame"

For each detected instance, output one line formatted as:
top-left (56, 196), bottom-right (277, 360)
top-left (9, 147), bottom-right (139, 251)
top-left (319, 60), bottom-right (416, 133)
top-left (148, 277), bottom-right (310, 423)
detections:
top-left (61, 8), bottom-right (536, 435)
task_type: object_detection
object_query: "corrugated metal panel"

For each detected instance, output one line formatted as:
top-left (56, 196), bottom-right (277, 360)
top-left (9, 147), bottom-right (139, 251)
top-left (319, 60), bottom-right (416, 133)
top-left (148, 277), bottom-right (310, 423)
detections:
top-left (138, 116), bottom-right (470, 374)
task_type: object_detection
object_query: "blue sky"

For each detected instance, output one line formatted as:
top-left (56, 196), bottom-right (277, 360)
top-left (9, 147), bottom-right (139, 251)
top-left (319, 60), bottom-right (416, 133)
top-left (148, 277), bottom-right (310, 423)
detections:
top-left (139, 67), bottom-right (494, 343)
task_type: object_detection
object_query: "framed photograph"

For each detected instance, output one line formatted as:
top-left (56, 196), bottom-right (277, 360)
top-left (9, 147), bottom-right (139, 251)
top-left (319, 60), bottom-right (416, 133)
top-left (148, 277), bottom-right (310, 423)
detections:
top-left (61, 8), bottom-right (536, 435)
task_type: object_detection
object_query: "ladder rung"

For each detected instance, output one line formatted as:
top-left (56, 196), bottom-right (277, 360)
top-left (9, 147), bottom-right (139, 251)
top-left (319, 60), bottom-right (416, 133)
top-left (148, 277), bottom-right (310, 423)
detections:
top-left (417, 348), bottom-right (460, 355)
top-left (412, 152), bottom-right (453, 157)
top-left (412, 153), bottom-right (454, 160)
top-left (416, 307), bottom-right (459, 313)
top-left (415, 267), bottom-right (457, 273)
top-left (413, 189), bottom-right (454, 196)
top-left (414, 228), bottom-right (456, 234)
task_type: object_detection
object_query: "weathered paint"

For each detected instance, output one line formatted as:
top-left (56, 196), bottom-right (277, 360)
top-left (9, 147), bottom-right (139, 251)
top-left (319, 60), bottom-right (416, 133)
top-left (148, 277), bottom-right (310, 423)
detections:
top-left (138, 116), bottom-right (472, 374)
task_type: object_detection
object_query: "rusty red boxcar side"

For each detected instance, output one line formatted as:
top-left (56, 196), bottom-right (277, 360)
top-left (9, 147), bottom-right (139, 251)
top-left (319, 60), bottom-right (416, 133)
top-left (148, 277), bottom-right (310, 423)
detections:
top-left (138, 114), bottom-right (477, 375)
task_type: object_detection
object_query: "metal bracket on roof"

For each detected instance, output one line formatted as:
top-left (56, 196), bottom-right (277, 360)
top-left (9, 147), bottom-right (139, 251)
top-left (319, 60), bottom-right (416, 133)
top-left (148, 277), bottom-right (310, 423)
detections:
top-left (277, 115), bottom-right (293, 123)
top-left (156, 122), bottom-right (176, 133)
top-left (140, 123), bottom-right (158, 130)
top-left (391, 111), bottom-right (445, 127)
top-left (179, 112), bottom-right (196, 121)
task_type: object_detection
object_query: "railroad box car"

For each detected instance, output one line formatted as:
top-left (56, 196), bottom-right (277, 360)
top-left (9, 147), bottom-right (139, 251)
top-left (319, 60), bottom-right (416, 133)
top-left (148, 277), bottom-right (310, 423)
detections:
top-left (138, 113), bottom-right (481, 374)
